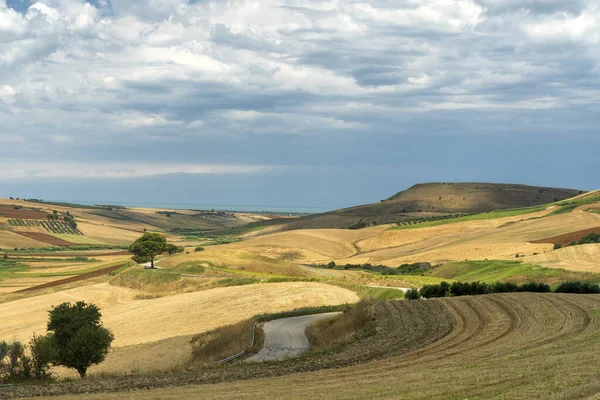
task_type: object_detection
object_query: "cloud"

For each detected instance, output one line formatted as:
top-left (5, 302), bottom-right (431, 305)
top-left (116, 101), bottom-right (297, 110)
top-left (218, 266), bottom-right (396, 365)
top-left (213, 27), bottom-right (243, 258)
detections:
top-left (0, 0), bottom-right (598, 198)
top-left (0, 162), bottom-right (276, 180)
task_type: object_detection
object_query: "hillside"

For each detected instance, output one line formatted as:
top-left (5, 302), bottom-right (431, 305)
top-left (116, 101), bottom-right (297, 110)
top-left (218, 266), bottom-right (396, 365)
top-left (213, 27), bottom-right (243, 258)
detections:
top-left (243, 182), bottom-right (583, 232)
top-left (0, 198), bottom-right (271, 249)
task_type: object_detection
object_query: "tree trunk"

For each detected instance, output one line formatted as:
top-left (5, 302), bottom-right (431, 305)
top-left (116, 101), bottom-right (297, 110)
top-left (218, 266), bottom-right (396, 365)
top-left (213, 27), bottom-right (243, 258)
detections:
top-left (78, 367), bottom-right (87, 378)
top-left (151, 258), bottom-right (154, 269)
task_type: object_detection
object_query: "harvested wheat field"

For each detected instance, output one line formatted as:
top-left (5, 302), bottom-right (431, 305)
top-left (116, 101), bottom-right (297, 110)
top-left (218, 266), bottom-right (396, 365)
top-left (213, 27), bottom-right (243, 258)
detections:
top-left (0, 281), bottom-right (358, 348)
top-left (523, 243), bottom-right (600, 272)
top-left (15, 293), bottom-right (600, 400)
top-left (226, 230), bottom-right (360, 261)
top-left (0, 231), bottom-right (48, 249)
top-left (158, 249), bottom-right (311, 277)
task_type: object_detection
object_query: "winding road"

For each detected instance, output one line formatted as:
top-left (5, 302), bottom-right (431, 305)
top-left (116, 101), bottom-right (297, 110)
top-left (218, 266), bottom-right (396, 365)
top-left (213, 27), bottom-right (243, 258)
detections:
top-left (246, 312), bottom-right (341, 362)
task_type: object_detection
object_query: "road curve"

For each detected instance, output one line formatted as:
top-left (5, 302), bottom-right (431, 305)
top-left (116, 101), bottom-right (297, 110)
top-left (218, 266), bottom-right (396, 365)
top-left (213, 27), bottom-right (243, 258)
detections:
top-left (246, 312), bottom-right (341, 363)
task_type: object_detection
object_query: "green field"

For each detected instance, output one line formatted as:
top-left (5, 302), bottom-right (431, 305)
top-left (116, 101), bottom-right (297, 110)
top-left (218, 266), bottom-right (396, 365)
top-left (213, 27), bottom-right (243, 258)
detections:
top-left (52, 234), bottom-right (106, 245)
top-left (426, 260), bottom-right (600, 285)
top-left (391, 206), bottom-right (547, 230)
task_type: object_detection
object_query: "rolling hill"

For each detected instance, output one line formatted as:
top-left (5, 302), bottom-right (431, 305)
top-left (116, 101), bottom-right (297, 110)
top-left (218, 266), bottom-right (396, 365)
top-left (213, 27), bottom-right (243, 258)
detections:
top-left (235, 182), bottom-right (584, 232)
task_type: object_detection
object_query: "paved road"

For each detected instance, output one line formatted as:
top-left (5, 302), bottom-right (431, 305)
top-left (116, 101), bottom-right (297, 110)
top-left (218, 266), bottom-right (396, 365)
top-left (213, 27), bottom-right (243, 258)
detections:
top-left (246, 312), bottom-right (341, 363)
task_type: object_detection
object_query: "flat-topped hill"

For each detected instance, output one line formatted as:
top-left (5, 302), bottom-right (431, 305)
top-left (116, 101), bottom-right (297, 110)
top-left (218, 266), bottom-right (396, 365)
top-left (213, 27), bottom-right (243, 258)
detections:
top-left (246, 182), bottom-right (583, 232)
top-left (366, 182), bottom-right (582, 214)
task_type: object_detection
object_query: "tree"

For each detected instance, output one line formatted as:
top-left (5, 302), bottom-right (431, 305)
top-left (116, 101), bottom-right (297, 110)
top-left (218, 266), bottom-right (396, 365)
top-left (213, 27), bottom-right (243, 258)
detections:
top-left (29, 334), bottom-right (56, 380)
top-left (64, 214), bottom-right (77, 230)
top-left (129, 232), bottom-right (167, 268)
top-left (165, 243), bottom-right (183, 256)
top-left (47, 301), bottom-right (114, 378)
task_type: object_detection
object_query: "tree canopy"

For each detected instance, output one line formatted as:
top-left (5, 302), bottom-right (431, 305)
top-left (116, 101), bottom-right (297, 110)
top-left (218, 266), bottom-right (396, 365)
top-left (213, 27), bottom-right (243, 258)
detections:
top-left (47, 301), bottom-right (114, 378)
top-left (129, 232), bottom-right (167, 268)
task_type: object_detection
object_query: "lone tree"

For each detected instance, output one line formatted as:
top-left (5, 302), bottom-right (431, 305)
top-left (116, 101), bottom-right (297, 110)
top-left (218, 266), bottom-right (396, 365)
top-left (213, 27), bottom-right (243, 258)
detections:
top-left (129, 232), bottom-right (167, 268)
top-left (47, 301), bottom-right (114, 378)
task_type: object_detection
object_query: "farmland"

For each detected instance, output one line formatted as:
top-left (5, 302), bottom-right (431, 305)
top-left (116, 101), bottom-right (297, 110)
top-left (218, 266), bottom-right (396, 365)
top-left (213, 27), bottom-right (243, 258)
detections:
top-left (3, 187), bottom-right (600, 399)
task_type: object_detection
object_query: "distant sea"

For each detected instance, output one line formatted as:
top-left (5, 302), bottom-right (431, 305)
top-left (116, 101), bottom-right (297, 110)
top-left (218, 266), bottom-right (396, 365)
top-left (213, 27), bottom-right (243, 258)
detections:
top-left (46, 200), bottom-right (332, 215)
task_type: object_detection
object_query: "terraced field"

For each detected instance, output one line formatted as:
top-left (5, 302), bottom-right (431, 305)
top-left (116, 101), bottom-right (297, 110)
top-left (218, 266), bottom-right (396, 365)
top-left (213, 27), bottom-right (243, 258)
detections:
top-left (7, 293), bottom-right (600, 399)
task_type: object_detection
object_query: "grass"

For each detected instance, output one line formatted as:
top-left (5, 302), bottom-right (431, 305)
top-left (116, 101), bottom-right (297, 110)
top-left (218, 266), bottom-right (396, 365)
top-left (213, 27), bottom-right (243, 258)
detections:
top-left (306, 300), bottom-right (377, 351)
top-left (557, 192), bottom-right (600, 207)
top-left (0, 259), bottom-right (28, 280)
top-left (3, 245), bottom-right (128, 254)
top-left (549, 204), bottom-right (579, 215)
top-left (334, 283), bottom-right (405, 301)
top-left (52, 234), bottom-right (106, 245)
top-left (254, 304), bottom-right (353, 323)
top-left (169, 261), bottom-right (206, 275)
top-left (110, 268), bottom-right (181, 289)
top-left (391, 205), bottom-right (548, 230)
top-left (427, 260), bottom-right (600, 286)
top-left (190, 318), bottom-right (263, 365)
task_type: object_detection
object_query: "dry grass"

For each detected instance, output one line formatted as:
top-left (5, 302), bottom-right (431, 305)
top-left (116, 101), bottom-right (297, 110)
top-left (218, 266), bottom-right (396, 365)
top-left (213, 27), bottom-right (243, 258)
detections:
top-left (524, 243), bottom-right (600, 272)
top-left (0, 281), bottom-right (358, 349)
top-left (0, 231), bottom-right (48, 249)
top-left (157, 249), bottom-right (311, 277)
top-left (306, 300), bottom-right (376, 351)
top-left (28, 293), bottom-right (600, 400)
top-left (190, 319), bottom-right (264, 365)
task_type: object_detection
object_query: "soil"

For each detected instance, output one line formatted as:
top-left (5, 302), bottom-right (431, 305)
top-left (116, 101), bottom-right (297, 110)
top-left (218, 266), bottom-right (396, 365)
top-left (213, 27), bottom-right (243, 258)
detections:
top-left (0, 205), bottom-right (47, 219)
top-left (14, 263), bottom-right (129, 293)
top-left (531, 226), bottom-right (600, 246)
top-left (14, 232), bottom-right (76, 247)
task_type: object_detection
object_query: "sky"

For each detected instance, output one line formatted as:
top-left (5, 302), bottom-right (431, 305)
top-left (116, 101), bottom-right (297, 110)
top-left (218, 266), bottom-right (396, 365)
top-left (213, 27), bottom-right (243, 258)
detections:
top-left (0, 0), bottom-right (599, 210)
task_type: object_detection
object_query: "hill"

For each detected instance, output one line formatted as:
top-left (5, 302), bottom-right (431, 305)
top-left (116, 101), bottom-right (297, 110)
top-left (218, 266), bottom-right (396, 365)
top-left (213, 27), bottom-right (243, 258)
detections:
top-left (240, 182), bottom-right (583, 232)
top-left (0, 198), bottom-right (272, 249)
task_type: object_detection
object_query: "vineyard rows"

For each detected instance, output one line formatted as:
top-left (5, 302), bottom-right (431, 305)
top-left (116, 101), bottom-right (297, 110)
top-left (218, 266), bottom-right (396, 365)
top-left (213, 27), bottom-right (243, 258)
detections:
top-left (7, 219), bottom-right (82, 235)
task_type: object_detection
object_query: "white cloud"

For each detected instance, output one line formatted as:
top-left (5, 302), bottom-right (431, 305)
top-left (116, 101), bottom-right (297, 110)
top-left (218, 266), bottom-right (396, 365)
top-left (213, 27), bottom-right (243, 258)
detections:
top-left (0, 0), bottom-right (598, 169)
top-left (0, 162), bottom-right (276, 180)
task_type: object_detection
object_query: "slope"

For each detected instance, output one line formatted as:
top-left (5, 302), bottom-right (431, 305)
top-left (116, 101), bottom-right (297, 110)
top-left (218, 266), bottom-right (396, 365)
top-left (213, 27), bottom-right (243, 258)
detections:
top-left (244, 182), bottom-right (582, 232)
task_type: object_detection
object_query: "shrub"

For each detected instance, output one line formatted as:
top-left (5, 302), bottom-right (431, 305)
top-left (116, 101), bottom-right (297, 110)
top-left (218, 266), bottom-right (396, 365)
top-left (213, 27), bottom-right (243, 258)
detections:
top-left (29, 334), bottom-right (56, 380)
top-left (555, 281), bottom-right (600, 294)
top-left (520, 281), bottom-right (551, 293)
top-left (490, 282), bottom-right (519, 293)
top-left (0, 340), bottom-right (32, 383)
top-left (420, 282), bottom-right (449, 299)
top-left (405, 288), bottom-right (419, 300)
top-left (553, 243), bottom-right (562, 250)
top-left (194, 246), bottom-right (205, 252)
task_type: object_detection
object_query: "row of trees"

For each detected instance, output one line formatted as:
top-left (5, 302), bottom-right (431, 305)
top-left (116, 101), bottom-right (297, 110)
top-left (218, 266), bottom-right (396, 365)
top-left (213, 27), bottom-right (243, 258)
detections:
top-left (406, 280), bottom-right (600, 300)
top-left (317, 261), bottom-right (433, 276)
top-left (1, 302), bottom-right (113, 382)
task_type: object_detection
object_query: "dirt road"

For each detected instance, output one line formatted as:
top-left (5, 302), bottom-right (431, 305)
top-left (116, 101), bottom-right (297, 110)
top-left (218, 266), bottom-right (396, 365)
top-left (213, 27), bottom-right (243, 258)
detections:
top-left (246, 312), bottom-right (341, 362)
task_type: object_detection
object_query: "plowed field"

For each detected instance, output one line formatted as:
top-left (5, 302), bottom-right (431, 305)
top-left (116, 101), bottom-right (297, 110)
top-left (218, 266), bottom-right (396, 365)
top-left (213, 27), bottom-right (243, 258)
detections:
top-left (10, 293), bottom-right (600, 399)
top-left (14, 232), bottom-right (75, 247)
top-left (531, 226), bottom-right (600, 246)
top-left (0, 205), bottom-right (47, 219)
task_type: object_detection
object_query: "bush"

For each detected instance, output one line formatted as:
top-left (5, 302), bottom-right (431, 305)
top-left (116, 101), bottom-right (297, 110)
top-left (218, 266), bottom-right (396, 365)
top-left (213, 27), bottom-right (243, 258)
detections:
top-left (553, 243), bottom-right (562, 250)
top-left (194, 246), bottom-right (205, 252)
top-left (420, 282), bottom-right (449, 299)
top-left (405, 288), bottom-right (419, 300)
top-left (0, 340), bottom-right (32, 383)
top-left (555, 281), bottom-right (600, 294)
top-left (520, 281), bottom-right (551, 293)
top-left (29, 334), bottom-right (56, 380)
top-left (490, 282), bottom-right (519, 293)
